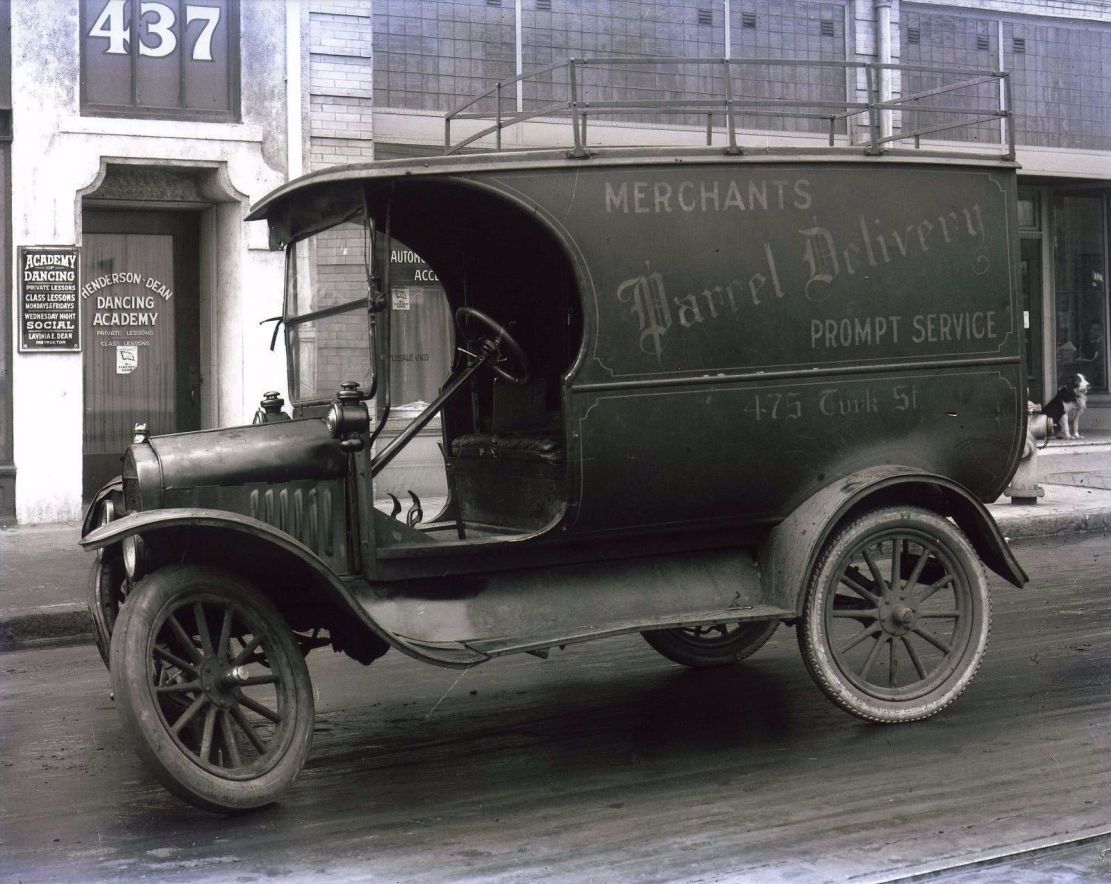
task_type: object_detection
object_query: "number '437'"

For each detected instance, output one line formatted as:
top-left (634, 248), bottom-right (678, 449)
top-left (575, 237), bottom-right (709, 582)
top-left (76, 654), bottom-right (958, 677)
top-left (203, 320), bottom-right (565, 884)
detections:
top-left (89, 0), bottom-right (222, 61)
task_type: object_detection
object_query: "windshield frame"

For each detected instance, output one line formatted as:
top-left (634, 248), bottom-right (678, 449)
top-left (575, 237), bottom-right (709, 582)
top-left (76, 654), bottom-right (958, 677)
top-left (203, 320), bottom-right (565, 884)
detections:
top-left (281, 203), bottom-right (385, 409)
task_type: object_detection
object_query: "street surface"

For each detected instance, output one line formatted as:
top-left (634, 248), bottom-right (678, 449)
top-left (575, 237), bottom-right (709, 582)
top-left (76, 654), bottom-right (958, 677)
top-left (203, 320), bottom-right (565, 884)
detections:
top-left (1, 533), bottom-right (1108, 882)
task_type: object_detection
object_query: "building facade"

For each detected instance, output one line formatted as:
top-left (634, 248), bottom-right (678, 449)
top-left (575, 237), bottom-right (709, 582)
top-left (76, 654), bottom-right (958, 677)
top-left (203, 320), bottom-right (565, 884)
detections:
top-left (373, 0), bottom-right (1111, 417)
top-left (2, 0), bottom-right (373, 522)
top-left (3, 0), bottom-right (1110, 523)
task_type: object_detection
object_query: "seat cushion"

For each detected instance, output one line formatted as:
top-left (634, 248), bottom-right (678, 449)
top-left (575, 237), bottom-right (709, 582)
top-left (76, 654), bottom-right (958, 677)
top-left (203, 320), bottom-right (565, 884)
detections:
top-left (451, 433), bottom-right (564, 464)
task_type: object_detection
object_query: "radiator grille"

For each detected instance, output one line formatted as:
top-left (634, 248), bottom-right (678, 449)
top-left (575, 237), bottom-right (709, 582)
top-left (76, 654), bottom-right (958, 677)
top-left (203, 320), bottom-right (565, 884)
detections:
top-left (248, 482), bottom-right (338, 558)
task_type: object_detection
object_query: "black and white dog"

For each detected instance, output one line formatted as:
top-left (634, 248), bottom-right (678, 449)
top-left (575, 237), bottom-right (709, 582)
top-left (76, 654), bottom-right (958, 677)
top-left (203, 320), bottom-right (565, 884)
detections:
top-left (1042, 373), bottom-right (1091, 439)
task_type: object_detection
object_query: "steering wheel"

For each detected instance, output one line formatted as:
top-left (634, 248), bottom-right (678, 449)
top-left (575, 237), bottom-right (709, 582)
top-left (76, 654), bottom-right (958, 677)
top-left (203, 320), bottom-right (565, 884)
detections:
top-left (455, 306), bottom-right (531, 385)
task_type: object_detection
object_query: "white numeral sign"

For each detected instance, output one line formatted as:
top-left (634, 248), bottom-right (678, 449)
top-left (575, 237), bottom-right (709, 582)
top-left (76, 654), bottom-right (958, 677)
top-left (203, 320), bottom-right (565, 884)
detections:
top-left (88, 0), bottom-right (222, 62)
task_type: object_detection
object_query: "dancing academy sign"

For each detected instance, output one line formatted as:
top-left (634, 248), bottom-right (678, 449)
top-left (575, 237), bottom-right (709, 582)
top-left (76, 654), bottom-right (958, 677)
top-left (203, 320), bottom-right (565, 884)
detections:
top-left (19, 246), bottom-right (81, 352)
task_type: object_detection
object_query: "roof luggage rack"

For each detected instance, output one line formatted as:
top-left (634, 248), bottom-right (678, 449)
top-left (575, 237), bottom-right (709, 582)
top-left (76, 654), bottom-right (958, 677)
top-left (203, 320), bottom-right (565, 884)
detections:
top-left (444, 57), bottom-right (1014, 161)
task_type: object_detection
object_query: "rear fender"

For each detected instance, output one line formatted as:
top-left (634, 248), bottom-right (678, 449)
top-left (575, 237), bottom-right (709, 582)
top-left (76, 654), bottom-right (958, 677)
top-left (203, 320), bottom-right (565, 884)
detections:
top-left (759, 466), bottom-right (1028, 617)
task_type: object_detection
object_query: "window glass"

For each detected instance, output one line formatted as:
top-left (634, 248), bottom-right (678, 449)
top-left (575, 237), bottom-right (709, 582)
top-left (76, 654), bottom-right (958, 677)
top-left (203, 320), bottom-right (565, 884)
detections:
top-left (285, 225), bottom-right (454, 407)
top-left (1053, 195), bottom-right (1108, 391)
top-left (1016, 190), bottom-right (1039, 230)
top-left (287, 221), bottom-right (373, 403)
top-left (387, 244), bottom-right (453, 410)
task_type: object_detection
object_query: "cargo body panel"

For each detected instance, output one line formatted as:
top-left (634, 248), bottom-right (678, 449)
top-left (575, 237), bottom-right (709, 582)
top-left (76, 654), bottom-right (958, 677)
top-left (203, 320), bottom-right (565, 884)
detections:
top-left (465, 160), bottom-right (1022, 533)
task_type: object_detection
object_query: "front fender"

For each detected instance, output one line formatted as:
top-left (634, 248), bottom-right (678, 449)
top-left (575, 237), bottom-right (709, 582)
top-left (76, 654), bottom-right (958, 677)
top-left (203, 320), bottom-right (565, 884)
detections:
top-left (81, 476), bottom-right (123, 538)
top-left (80, 508), bottom-right (479, 668)
top-left (759, 466), bottom-right (1028, 616)
top-left (81, 506), bottom-right (381, 632)
top-left (83, 506), bottom-right (327, 554)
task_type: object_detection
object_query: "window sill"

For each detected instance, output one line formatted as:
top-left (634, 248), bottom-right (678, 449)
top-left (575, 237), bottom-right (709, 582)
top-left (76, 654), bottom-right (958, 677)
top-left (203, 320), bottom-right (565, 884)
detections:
top-left (61, 115), bottom-right (263, 144)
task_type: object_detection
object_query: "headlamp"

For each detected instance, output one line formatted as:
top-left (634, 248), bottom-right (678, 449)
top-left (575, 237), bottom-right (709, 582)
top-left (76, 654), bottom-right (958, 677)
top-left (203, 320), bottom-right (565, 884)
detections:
top-left (327, 382), bottom-right (370, 440)
top-left (95, 498), bottom-right (116, 562)
top-left (122, 533), bottom-right (147, 581)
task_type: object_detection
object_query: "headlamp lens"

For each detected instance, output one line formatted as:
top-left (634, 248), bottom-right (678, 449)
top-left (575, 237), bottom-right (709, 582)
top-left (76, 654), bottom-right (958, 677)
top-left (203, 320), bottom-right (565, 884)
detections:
top-left (122, 534), bottom-right (145, 581)
top-left (96, 499), bottom-right (115, 562)
top-left (326, 401), bottom-right (368, 439)
top-left (326, 403), bottom-right (342, 437)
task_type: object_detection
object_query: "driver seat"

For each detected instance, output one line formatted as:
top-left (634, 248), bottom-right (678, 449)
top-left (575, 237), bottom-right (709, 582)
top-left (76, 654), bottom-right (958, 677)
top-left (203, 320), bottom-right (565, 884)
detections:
top-left (447, 379), bottom-right (565, 532)
top-left (450, 377), bottom-right (562, 460)
top-left (450, 432), bottom-right (564, 464)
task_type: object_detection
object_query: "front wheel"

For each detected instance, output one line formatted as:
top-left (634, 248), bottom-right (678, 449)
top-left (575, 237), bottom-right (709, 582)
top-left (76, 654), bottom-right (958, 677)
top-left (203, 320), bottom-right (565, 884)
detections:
top-left (798, 506), bottom-right (990, 723)
top-left (89, 554), bottom-right (127, 668)
top-left (110, 564), bottom-right (315, 812)
top-left (643, 620), bottom-right (779, 668)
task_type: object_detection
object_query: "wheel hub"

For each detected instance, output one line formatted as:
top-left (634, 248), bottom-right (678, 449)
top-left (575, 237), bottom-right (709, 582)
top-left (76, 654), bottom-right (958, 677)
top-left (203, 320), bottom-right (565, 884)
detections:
top-left (878, 598), bottom-right (917, 636)
top-left (198, 658), bottom-right (244, 708)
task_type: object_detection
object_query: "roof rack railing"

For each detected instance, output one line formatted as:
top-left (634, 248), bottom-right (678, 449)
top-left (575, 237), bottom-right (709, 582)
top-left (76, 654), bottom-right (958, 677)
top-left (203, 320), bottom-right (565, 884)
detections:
top-left (444, 57), bottom-right (1014, 161)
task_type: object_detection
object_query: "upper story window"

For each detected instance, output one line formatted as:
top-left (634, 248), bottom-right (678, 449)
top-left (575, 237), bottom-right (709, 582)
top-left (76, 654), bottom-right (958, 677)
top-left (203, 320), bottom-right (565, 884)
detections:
top-left (81, 0), bottom-right (240, 121)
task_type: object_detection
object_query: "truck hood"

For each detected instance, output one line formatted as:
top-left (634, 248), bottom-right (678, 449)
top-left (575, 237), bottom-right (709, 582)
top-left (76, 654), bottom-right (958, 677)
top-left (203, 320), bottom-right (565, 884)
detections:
top-left (126, 418), bottom-right (348, 511)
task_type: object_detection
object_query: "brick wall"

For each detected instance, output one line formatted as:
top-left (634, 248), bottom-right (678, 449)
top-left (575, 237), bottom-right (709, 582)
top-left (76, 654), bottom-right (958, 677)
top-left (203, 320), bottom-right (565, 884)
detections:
top-left (371, 0), bottom-right (1109, 153)
top-left (309, 0), bottom-right (375, 168)
top-left (303, 3), bottom-right (375, 399)
top-left (375, 0), bottom-right (514, 113)
top-left (904, 3), bottom-right (1111, 150)
top-left (922, 0), bottom-right (1111, 23)
top-left (375, 0), bottom-right (851, 134)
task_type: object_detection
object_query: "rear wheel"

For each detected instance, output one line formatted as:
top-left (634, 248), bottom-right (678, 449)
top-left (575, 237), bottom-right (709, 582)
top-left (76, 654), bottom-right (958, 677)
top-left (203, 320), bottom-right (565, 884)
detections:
top-left (110, 564), bottom-right (314, 812)
top-left (643, 620), bottom-right (779, 668)
top-left (798, 506), bottom-right (989, 723)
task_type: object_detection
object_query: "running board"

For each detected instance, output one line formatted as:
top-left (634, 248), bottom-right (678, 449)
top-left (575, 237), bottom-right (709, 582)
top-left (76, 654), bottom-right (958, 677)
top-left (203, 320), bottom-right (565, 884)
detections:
top-left (358, 546), bottom-right (787, 662)
top-left (463, 604), bottom-right (793, 658)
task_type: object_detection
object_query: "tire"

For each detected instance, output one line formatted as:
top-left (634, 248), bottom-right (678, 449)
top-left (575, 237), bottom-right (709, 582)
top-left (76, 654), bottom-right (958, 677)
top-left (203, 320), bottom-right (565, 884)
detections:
top-left (643, 620), bottom-right (779, 668)
top-left (89, 554), bottom-right (127, 668)
top-left (110, 564), bottom-right (314, 812)
top-left (89, 492), bottom-right (128, 669)
top-left (798, 506), bottom-right (990, 723)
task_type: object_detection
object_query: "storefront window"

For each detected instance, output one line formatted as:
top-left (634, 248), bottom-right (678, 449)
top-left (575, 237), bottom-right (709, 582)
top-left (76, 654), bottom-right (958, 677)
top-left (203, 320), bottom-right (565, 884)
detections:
top-left (1017, 190), bottom-right (1039, 230)
top-left (388, 244), bottom-right (453, 410)
top-left (1053, 195), bottom-right (1108, 391)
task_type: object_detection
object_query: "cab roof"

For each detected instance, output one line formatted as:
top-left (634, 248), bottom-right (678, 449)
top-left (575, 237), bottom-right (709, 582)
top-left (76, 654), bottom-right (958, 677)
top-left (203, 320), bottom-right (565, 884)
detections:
top-left (246, 145), bottom-right (1016, 250)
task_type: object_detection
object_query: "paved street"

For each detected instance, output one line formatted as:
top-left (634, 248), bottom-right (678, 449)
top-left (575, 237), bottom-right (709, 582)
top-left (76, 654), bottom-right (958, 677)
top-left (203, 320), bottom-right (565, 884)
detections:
top-left (1, 532), bottom-right (1108, 882)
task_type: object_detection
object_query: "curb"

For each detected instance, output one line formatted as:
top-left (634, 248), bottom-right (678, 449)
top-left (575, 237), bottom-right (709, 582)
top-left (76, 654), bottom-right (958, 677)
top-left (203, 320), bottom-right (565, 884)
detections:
top-left (0, 603), bottom-right (93, 651)
top-left (993, 509), bottom-right (1111, 540)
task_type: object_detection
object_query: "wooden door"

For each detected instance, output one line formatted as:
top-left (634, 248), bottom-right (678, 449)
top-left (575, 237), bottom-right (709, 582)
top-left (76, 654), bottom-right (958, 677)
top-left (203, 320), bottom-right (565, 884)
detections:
top-left (1020, 236), bottom-right (1044, 401)
top-left (81, 212), bottom-right (200, 497)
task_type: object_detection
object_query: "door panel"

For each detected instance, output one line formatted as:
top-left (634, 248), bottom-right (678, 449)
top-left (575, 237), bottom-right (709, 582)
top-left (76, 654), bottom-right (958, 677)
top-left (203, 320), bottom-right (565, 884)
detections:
top-left (1019, 236), bottom-right (1044, 401)
top-left (82, 234), bottom-right (176, 495)
top-left (81, 210), bottom-right (201, 499)
top-left (1053, 194), bottom-right (1108, 392)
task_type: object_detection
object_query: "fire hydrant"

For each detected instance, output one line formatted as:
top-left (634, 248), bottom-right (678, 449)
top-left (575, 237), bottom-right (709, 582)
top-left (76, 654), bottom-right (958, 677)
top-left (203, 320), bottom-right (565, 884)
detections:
top-left (1006, 412), bottom-right (1054, 504)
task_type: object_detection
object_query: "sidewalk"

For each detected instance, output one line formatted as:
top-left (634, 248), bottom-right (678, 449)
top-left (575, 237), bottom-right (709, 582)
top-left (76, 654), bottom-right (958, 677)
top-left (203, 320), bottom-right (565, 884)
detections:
top-left (3, 436), bottom-right (1111, 650)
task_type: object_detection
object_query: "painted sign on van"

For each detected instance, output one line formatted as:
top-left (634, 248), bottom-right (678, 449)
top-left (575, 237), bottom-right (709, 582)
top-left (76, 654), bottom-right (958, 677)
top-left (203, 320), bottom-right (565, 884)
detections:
top-left (508, 164), bottom-right (1016, 381)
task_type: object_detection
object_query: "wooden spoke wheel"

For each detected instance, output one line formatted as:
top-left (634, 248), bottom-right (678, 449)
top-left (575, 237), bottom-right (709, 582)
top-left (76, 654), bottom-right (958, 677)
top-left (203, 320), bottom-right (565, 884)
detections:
top-left (110, 564), bottom-right (314, 812)
top-left (89, 492), bottom-right (128, 668)
top-left (799, 507), bottom-right (990, 723)
top-left (90, 554), bottom-right (128, 668)
top-left (643, 620), bottom-right (779, 668)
